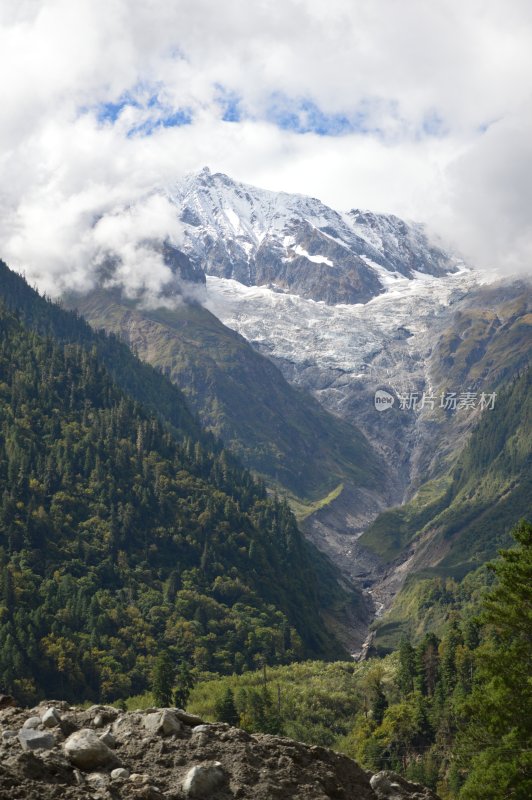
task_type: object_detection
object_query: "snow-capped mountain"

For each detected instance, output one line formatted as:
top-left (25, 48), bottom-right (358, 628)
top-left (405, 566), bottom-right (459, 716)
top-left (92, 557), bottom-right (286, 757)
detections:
top-left (168, 168), bottom-right (461, 305)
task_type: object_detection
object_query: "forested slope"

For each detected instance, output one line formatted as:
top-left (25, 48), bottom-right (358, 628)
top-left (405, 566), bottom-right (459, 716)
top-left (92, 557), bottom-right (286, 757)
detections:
top-left (0, 284), bottom-right (349, 704)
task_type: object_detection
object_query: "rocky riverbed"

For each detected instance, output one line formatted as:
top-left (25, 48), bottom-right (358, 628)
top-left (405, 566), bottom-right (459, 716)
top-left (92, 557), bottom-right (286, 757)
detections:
top-left (0, 697), bottom-right (440, 799)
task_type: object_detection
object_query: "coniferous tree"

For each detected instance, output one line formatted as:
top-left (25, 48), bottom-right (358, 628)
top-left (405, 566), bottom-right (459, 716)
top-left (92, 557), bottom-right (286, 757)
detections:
top-left (458, 519), bottom-right (532, 800)
top-left (174, 661), bottom-right (195, 709)
top-left (152, 652), bottom-right (175, 707)
top-left (215, 687), bottom-right (239, 726)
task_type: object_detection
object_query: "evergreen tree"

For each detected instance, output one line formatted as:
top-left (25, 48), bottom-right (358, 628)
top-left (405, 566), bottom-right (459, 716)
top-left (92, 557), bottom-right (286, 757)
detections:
top-left (458, 519), bottom-right (532, 800)
top-left (397, 637), bottom-right (416, 697)
top-left (152, 652), bottom-right (175, 707)
top-left (174, 661), bottom-right (195, 709)
top-left (215, 687), bottom-right (239, 726)
top-left (372, 683), bottom-right (389, 726)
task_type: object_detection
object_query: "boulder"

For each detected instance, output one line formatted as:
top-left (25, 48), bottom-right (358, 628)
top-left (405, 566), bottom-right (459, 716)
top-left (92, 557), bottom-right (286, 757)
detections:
top-left (41, 707), bottom-right (61, 728)
top-left (63, 728), bottom-right (119, 770)
top-left (22, 716), bottom-right (41, 730)
top-left (175, 709), bottom-right (204, 727)
top-left (182, 761), bottom-right (227, 797)
top-left (143, 710), bottom-right (181, 736)
top-left (18, 728), bottom-right (56, 752)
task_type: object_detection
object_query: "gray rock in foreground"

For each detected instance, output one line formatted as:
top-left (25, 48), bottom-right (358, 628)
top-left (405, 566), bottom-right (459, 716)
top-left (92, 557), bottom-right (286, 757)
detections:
top-left (17, 728), bottom-right (55, 752)
top-left (63, 729), bottom-right (118, 770)
top-left (182, 761), bottom-right (226, 797)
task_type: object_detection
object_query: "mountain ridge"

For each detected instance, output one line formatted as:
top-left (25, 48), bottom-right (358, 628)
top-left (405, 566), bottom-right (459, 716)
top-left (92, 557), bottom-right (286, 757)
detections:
top-left (167, 168), bottom-right (460, 304)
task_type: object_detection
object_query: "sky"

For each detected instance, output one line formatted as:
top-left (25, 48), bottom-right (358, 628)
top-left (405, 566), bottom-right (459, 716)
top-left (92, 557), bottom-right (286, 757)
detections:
top-left (0, 0), bottom-right (531, 296)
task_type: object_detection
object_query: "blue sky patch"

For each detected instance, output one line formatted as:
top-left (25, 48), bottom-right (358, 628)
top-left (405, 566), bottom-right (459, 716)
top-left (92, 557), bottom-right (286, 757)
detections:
top-left (215, 85), bottom-right (242, 123)
top-left (420, 110), bottom-right (448, 138)
top-left (267, 95), bottom-right (356, 136)
top-left (126, 108), bottom-right (193, 138)
top-left (88, 85), bottom-right (193, 137)
top-left (95, 94), bottom-right (140, 123)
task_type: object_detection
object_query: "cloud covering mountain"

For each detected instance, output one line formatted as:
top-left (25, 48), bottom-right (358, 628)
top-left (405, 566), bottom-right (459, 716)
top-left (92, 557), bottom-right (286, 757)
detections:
top-left (0, 0), bottom-right (531, 297)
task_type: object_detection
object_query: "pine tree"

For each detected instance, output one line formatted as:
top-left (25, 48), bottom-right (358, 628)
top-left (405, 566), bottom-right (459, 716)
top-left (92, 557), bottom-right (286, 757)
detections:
top-left (397, 637), bottom-right (416, 697)
top-left (152, 652), bottom-right (175, 707)
top-left (458, 519), bottom-right (532, 800)
top-left (215, 687), bottom-right (239, 726)
top-left (174, 661), bottom-right (195, 709)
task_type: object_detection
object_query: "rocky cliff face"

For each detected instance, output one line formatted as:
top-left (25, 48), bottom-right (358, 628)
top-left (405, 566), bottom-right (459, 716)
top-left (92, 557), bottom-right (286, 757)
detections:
top-left (0, 699), bottom-right (440, 800)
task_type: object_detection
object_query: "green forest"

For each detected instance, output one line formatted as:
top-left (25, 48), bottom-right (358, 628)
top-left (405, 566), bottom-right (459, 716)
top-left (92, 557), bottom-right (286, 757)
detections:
top-left (0, 282), bottom-right (347, 704)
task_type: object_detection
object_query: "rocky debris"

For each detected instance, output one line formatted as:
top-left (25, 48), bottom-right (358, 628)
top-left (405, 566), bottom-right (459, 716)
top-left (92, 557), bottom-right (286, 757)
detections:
top-left (85, 772), bottom-right (109, 791)
top-left (0, 702), bottom-right (442, 800)
top-left (371, 771), bottom-right (441, 799)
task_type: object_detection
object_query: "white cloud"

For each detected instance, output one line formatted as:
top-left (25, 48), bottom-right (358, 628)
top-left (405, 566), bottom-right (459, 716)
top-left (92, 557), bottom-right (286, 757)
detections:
top-left (0, 0), bottom-right (531, 293)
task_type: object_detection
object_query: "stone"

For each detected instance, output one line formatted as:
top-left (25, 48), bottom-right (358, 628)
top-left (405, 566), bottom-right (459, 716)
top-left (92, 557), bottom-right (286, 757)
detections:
top-left (175, 709), bottom-right (204, 727)
top-left (41, 708), bottom-right (61, 728)
top-left (182, 762), bottom-right (226, 797)
top-left (130, 772), bottom-right (150, 784)
top-left (143, 710), bottom-right (181, 736)
top-left (63, 728), bottom-right (118, 770)
top-left (370, 770), bottom-right (441, 799)
top-left (111, 767), bottom-right (130, 780)
top-left (18, 728), bottom-right (56, 752)
top-left (86, 772), bottom-right (109, 790)
top-left (1, 729), bottom-right (17, 740)
top-left (99, 726), bottom-right (117, 748)
top-left (22, 716), bottom-right (41, 730)
top-left (73, 769), bottom-right (84, 785)
top-left (191, 724), bottom-right (211, 735)
top-left (87, 704), bottom-right (119, 720)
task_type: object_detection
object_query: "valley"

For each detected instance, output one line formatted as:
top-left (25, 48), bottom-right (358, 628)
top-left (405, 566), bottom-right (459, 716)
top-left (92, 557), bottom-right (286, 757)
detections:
top-left (1, 173), bottom-right (530, 800)
top-left (61, 171), bottom-right (531, 656)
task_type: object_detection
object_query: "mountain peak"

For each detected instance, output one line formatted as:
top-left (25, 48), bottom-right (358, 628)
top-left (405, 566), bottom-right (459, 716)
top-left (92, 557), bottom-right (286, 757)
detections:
top-left (167, 171), bottom-right (461, 305)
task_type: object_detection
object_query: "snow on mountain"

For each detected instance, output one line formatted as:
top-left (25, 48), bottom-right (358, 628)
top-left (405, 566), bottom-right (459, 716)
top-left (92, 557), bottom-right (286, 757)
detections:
top-left (166, 167), bottom-right (493, 503)
top-left (167, 168), bottom-right (461, 305)
top-left (204, 267), bottom-right (479, 392)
